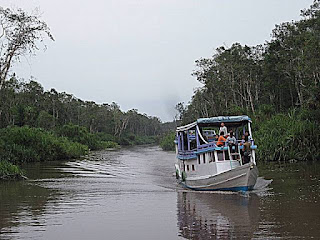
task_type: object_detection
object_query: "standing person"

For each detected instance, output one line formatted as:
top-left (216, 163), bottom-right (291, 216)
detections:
top-left (217, 132), bottom-right (226, 147)
top-left (219, 122), bottom-right (227, 136)
top-left (226, 131), bottom-right (237, 153)
top-left (242, 135), bottom-right (251, 164)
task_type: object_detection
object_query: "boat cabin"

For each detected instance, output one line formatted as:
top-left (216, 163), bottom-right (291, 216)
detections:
top-left (175, 116), bottom-right (257, 180)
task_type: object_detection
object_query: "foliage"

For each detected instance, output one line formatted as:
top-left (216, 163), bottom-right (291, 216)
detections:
top-left (177, 2), bottom-right (320, 161)
top-left (100, 141), bottom-right (119, 149)
top-left (0, 7), bottom-right (54, 89)
top-left (118, 134), bottom-right (157, 146)
top-left (0, 7), bottom-right (161, 144)
top-left (160, 131), bottom-right (176, 151)
top-left (0, 126), bottom-right (88, 164)
top-left (56, 123), bottom-right (104, 150)
top-left (0, 160), bottom-right (23, 179)
top-left (180, 1), bottom-right (320, 123)
top-left (254, 109), bottom-right (320, 162)
top-left (0, 78), bottom-right (162, 141)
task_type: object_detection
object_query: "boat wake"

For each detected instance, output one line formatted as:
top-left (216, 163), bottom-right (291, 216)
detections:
top-left (251, 177), bottom-right (273, 196)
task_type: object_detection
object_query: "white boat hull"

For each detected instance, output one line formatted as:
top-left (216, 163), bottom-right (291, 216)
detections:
top-left (178, 163), bottom-right (258, 191)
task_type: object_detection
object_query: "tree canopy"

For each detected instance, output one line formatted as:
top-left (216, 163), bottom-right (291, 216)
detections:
top-left (178, 0), bottom-right (320, 124)
top-left (0, 7), bottom-right (54, 89)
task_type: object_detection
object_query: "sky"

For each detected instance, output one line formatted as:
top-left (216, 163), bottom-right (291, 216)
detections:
top-left (1, 0), bottom-right (314, 122)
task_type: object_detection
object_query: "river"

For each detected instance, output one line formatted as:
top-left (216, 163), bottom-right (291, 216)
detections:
top-left (0, 146), bottom-right (319, 239)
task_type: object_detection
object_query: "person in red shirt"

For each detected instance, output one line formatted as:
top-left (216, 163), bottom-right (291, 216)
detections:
top-left (217, 131), bottom-right (226, 147)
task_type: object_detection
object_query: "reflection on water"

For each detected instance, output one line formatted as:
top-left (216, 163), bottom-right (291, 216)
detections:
top-left (177, 191), bottom-right (260, 239)
top-left (0, 146), bottom-right (320, 239)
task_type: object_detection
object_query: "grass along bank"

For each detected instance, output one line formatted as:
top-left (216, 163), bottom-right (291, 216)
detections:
top-left (253, 109), bottom-right (320, 162)
top-left (0, 125), bottom-right (120, 180)
top-left (0, 124), bottom-right (162, 180)
top-left (0, 160), bottom-right (24, 180)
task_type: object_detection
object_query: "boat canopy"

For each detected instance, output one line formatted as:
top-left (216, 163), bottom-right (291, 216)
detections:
top-left (176, 115), bottom-right (251, 132)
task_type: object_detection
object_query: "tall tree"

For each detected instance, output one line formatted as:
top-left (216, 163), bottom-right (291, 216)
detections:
top-left (0, 7), bottom-right (54, 89)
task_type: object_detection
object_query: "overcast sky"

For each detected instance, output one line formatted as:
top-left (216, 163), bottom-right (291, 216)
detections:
top-left (1, 0), bottom-right (314, 122)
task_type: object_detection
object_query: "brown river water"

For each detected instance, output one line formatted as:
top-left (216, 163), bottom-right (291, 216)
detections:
top-left (0, 146), bottom-right (320, 239)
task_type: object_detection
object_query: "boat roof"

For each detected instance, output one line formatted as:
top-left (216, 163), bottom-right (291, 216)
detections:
top-left (176, 115), bottom-right (251, 131)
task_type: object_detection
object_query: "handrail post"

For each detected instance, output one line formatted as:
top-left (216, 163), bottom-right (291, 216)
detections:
top-left (187, 130), bottom-right (190, 151)
top-left (177, 132), bottom-right (181, 151)
top-left (180, 132), bottom-right (184, 151)
top-left (196, 127), bottom-right (200, 148)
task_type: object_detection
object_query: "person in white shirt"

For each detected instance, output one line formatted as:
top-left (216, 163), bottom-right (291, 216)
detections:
top-left (226, 131), bottom-right (237, 153)
top-left (219, 122), bottom-right (227, 136)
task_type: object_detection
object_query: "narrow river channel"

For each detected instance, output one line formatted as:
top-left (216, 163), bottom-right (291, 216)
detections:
top-left (1, 146), bottom-right (320, 239)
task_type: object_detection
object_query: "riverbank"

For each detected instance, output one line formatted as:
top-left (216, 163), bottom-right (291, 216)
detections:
top-left (0, 125), bottom-right (161, 180)
top-left (0, 160), bottom-right (25, 180)
top-left (0, 125), bottom-right (117, 180)
top-left (253, 109), bottom-right (320, 162)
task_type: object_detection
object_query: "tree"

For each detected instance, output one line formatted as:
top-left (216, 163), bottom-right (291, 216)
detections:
top-left (0, 7), bottom-right (54, 89)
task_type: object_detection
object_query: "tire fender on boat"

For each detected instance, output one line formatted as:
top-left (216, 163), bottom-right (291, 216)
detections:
top-left (182, 171), bottom-right (186, 182)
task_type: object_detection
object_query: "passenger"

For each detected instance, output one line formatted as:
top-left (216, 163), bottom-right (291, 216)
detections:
top-left (245, 131), bottom-right (253, 141)
top-left (242, 136), bottom-right (251, 164)
top-left (240, 135), bottom-right (245, 146)
top-left (219, 122), bottom-right (228, 137)
top-left (217, 131), bottom-right (226, 147)
top-left (226, 131), bottom-right (237, 153)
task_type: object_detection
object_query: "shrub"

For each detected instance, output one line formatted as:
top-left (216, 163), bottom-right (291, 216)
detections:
top-left (0, 160), bottom-right (23, 179)
top-left (160, 131), bottom-right (176, 151)
top-left (100, 141), bottom-right (119, 149)
top-left (56, 124), bottom-right (102, 150)
top-left (0, 126), bottom-right (88, 164)
top-left (254, 111), bottom-right (320, 161)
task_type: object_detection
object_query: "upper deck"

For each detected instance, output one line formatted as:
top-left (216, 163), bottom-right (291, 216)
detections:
top-left (175, 115), bottom-right (256, 161)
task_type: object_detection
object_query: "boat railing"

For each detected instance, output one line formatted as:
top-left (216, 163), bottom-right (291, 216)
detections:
top-left (197, 141), bottom-right (217, 150)
top-left (177, 150), bottom-right (197, 160)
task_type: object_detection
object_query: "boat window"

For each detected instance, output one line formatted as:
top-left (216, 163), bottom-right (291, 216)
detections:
top-left (198, 155), bottom-right (200, 164)
top-left (192, 165), bottom-right (195, 171)
top-left (187, 165), bottom-right (190, 171)
top-left (203, 154), bottom-right (206, 164)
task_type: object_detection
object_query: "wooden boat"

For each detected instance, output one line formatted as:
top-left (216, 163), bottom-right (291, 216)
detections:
top-left (174, 116), bottom-right (258, 191)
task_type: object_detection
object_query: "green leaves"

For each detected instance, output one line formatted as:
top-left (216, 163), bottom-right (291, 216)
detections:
top-left (0, 126), bottom-right (88, 164)
top-left (254, 110), bottom-right (320, 161)
top-left (160, 131), bottom-right (176, 151)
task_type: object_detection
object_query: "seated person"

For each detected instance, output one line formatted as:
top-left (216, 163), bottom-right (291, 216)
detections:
top-left (245, 131), bottom-right (253, 141)
top-left (217, 131), bottom-right (226, 147)
top-left (226, 131), bottom-right (237, 153)
top-left (214, 134), bottom-right (219, 142)
top-left (240, 135), bottom-right (245, 145)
